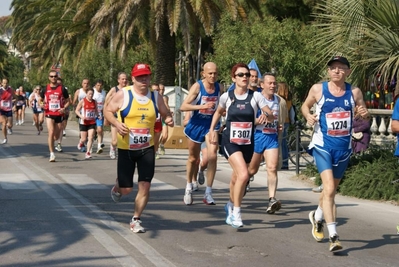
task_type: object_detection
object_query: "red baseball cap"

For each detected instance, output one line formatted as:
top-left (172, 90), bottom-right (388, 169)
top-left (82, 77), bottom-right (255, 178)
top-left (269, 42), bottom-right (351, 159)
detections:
top-left (131, 63), bottom-right (152, 77)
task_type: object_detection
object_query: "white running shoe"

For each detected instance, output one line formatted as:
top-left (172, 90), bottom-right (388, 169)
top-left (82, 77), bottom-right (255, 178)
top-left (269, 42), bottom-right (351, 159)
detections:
top-left (110, 149), bottom-right (116, 159)
top-left (2, 139), bottom-right (7, 144)
top-left (229, 213), bottom-right (244, 228)
top-left (63, 130), bottom-right (66, 136)
top-left (49, 153), bottom-right (56, 162)
top-left (203, 192), bottom-right (215, 205)
top-left (85, 152), bottom-right (92, 159)
top-left (111, 185), bottom-right (121, 202)
top-left (130, 219), bottom-right (146, 233)
top-left (7, 128), bottom-right (12, 135)
top-left (183, 189), bottom-right (193, 205)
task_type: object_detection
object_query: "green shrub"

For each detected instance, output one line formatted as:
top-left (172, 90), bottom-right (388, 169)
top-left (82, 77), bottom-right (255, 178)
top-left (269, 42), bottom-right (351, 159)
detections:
top-left (304, 145), bottom-right (399, 202)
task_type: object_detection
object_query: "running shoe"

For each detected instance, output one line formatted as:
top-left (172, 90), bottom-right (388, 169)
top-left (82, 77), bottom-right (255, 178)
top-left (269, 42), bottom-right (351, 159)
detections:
top-left (111, 185), bottom-right (121, 202)
top-left (37, 131), bottom-right (40, 135)
top-left (224, 203), bottom-right (232, 224)
top-left (21, 120), bottom-right (24, 124)
top-left (110, 149), bottom-right (116, 159)
top-left (309, 210), bottom-right (324, 242)
top-left (155, 152), bottom-right (159, 159)
top-left (85, 152), bottom-right (92, 159)
top-left (312, 184), bottom-right (323, 193)
top-left (160, 144), bottom-right (165, 155)
top-left (63, 130), bottom-right (66, 136)
top-left (192, 182), bottom-right (199, 192)
top-left (33, 121), bottom-right (36, 126)
top-left (329, 235), bottom-right (343, 252)
top-left (49, 153), bottom-right (56, 162)
top-left (203, 192), bottom-right (215, 205)
top-left (266, 197), bottom-right (281, 214)
top-left (77, 142), bottom-right (84, 151)
top-left (2, 139), bottom-right (7, 144)
top-left (7, 128), bottom-right (12, 135)
top-left (39, 125), bottom-right (43, 132)
top-left (198, 171), bottom-right (205, 185)
top-left (184, 189), bottom-right (193, 205)
top-left (15, 122), bottom-right (19, 126)
top-left (227, 213), bottom-right (243, 228)
top-left (130, 219), bottom-right (146, 233)
top-left (96, 146), bottom-right (103, 154)
top-left (55, 143), bottom-right (63, 152)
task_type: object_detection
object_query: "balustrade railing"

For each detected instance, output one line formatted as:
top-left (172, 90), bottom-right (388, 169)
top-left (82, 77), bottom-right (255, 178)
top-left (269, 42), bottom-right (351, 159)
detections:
top-left (368, 109), bottom-right (396, 145)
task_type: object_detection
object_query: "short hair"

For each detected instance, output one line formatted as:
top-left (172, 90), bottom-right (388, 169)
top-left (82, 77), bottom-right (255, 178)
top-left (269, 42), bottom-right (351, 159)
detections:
top-left (87, 88), bottom-right (94, 93)
top-left (262, 72), bottom-right (275, 79)
top-left (95, 79), bottom-right (103, 85)
top-left (230, 63), bottom-right (249, 78)
top-left (117, 72), bottom-right (127, 79)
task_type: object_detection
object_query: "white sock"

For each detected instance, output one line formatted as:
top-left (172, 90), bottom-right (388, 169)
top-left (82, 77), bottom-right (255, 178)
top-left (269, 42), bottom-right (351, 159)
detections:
top-left (315, 205), bottom-right (323, 221)
top-left (233, 206), bottom-right (241, 217)
top-left (205, 186), bottom-right (212, 194)
top-left (327, 222), bottom-right (338, 237)
top-left (186, 183), bottom-right (193, 190)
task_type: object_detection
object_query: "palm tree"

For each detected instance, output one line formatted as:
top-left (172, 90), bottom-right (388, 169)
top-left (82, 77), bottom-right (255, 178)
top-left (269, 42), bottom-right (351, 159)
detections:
top-left (0, 39), bottom-right (9, 76)
top-left (77, 0), bottom-right (263, 85)
top-left (312, 0), bottom-right (399, 87)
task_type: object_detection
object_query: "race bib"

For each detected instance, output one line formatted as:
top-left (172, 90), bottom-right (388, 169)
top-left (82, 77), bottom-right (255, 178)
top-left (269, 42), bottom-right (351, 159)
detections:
top-left (262, 120), bottom-right (278, 134)
top-left (0, 100), bottom-right (10, 108)
top-left (97, 102), bottom-right (103, 111)
top-left (129, 128), bottom-right (152, 150)
top-left (85, 109), bottom-right (96, 119)
top-left (230, 122), bottom-right (252, 145)
top-left (49, 100), bottom-right (60, 111)
top-left (199, 96), bottom-right (218, 115)
top-left (326, 111), bottom-right (351, 136)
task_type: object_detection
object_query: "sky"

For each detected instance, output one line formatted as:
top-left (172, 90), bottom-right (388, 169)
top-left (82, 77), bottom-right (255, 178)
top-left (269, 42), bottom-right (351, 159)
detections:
top-left (0, 0), bottom-right (13, 17)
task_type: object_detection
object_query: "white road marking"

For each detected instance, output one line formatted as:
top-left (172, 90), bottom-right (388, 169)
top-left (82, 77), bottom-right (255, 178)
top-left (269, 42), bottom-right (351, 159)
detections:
top-left (58, 174), bottom-right (108, 190)
top-left (0, 148), bottom-right (177, 267)
top-left (0, 173), bottom-right (38, 190)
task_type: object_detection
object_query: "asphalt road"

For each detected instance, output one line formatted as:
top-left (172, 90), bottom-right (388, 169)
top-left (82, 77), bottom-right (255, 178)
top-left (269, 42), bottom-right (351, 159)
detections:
top-left (0, 109), bottom-right (398, 267)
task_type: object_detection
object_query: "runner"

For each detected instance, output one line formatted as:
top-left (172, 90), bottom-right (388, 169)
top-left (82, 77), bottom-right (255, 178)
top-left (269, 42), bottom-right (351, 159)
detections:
top-left (301, 56), bottom-right (369, 252)
top-left (180, 62), bottom-right (224, 205)
top-left (209, 62), bottom-right (273, 228)
top-left (151, 84), bottom-right (162, 159)
top-left (28, 85), bottom-right (44, 135)
top-left (104, 63), bottom-right (174, 233)
top-left (92, 79), bottom-right (106, 154)
top-left (248, 72), bottom-right (282, 214)
top-left (14, 88), bottom-right (25, 126)
top-left (0, 78), bottom-right (14, 144)
top-left (158, 84), bottom-right (170, 155)
top-left (41, 71), bottom-right (70, 162)
top-left (104, 72), bottom-right (128, 159)
top-left (55, 77), bottom-right (70, 152)
top-left (75, 88), bottom-right (97, 159)
top-left (19, 86), bottom-right (27, 124)
top-left (73, 78), bottom-right (90, 152)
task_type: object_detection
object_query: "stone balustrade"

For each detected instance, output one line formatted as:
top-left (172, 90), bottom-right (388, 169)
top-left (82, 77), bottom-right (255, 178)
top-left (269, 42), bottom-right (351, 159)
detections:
top-left (368, 109), bottom-right (397, 146)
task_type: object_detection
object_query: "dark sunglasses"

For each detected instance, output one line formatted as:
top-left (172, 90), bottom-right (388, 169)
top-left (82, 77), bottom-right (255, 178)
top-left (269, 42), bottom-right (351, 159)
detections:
top-left (49, 75), bottom-right (58, 78)
top-left (235, 72), bottom-right (250, 78)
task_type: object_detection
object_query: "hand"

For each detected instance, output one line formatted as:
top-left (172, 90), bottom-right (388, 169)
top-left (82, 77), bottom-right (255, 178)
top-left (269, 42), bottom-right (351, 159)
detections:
top-left (357, 105), bottom-right (369, 118)
top-left (209, 130), bottom-right (218, 145)
top-left (306, 113), bottom-right (318, 126)
top-left (116, 122), bottom-right (129, 136)
top-left (165, 116), bottom-right (174, 127)
top-left (203, 102), bottom-right (215, 109)
top-left (257, 114), bottom-right (268, 124)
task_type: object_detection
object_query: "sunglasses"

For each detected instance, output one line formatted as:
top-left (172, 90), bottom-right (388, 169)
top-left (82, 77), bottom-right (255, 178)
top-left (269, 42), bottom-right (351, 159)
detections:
top-left (235, 72), bottom-right (250, 78)
top-left (49, 75), bottom-right (58, 78)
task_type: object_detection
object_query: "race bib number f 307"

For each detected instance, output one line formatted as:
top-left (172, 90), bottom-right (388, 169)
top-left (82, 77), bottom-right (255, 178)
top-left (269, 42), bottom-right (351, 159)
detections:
top-left (230, 122), bottom-right (252, 145)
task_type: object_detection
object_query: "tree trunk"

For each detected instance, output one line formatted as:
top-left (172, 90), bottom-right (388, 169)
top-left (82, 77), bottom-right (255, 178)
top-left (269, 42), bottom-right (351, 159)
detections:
top-left (155, 13), bottom-right (176, 86)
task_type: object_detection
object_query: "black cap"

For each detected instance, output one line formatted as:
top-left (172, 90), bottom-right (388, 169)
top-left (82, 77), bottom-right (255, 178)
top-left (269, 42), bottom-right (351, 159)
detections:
top-left (327, 56), bottom-right (350, 69)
